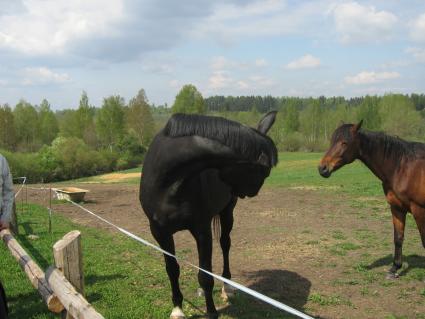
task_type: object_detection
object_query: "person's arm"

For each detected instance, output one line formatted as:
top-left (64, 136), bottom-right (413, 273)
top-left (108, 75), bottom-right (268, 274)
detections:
top-left (0, 156), bottom-right (14, 229)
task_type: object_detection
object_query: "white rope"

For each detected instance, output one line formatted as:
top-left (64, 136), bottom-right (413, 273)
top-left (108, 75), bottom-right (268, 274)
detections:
top-left (14, 177), bottom-right (27, 199)
top-left (66, 199), bottom-right (314, 319)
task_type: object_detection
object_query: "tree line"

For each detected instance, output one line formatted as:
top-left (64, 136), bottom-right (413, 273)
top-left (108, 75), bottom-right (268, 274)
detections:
top-left (1, 83), bottom-right (425, 181)
top-left (0, 89), bottom-right (154, 181)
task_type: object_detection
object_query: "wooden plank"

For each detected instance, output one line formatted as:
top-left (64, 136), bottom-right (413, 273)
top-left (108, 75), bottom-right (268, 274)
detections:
top-left (53, 230), bottom-right (84, 294)
top-left (0, 229), bottom-right (63, 313)
top-left (46, 267), bottom-right (104, 319)
top-left (53, 230), bottom-right (85, 319)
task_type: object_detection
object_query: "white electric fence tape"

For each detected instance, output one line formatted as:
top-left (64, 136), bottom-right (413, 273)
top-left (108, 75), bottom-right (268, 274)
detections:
top-left (66, 198), bottom-right (315, 319)
top-left (14, 177), bottom-right (27, 198)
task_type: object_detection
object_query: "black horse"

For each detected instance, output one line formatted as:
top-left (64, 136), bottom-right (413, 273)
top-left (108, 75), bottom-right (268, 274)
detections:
top-left (140, 111), bottom-right (277, 318)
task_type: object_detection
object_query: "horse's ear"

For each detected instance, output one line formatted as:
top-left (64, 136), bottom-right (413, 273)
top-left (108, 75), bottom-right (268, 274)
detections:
top-left (257, 111), bottom-right (277, 134)
top-left (352, 120), bottom-right (363, 134)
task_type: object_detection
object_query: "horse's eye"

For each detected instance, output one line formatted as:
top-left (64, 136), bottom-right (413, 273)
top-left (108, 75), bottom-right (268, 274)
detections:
top-left (341, 141), bottom-right (347, 146)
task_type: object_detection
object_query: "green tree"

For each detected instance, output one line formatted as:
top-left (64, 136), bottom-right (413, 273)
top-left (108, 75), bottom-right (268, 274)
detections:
top-left (96, 95), bottom-right (126, 150)
top-left (58, 109), bottom-right (79, 138)
top-left (172, 84), bottom-right (205, 114)
top-left (356, 96), bottom-right (381, 130)
top-left (283, 102), bottom-right (299, 134)
top-left (76, 91), bottom-right (97, 147)
top-left (127, 89), bottom-right (155, 146)
top-left (0, 104), bottom-right (17, 150)
top-left (14, 100), bottom-right (40, 151)
top-left (300, 99), bottom-right (323, 144)
top-left (379, 94), bottom-right (423, 139)
top-left (38, 99), bottom-right (59, 145)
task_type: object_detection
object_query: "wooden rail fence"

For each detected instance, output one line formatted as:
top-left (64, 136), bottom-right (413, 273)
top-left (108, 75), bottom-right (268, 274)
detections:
top-left (0, 229), bottom-right (104, 319)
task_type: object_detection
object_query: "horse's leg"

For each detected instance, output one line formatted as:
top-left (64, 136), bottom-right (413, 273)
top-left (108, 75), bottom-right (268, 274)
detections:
top-left (388, 205), bottom-right (407, 279)
top-left (411, 204), bottom-right (425, 248)
top-left (150, 224), bottom-right (185, 319)
top-left (220, 198), bottom-right (237, 301)
top-left (193, 228), bottom-right (217, 319)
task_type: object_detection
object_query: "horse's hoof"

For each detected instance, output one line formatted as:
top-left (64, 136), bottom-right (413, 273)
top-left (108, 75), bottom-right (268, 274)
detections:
top-left (386, 272), bottom-right (399, 280)
top-left (221, 283), bottom-right (237, 301)
top-left (197, 287), bottom-right (205, 297)
top-left (170, 307), bottom-right (186, 319)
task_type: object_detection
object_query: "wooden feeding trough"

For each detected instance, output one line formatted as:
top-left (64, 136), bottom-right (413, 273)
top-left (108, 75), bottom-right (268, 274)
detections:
top-left (53, 187), bottom-right (89, 202)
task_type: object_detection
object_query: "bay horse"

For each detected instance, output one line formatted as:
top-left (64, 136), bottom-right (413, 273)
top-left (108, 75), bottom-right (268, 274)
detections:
top-left (318, 121), bottom-right (425, 278)
top-left (140, 111), bottom-right (277, 318)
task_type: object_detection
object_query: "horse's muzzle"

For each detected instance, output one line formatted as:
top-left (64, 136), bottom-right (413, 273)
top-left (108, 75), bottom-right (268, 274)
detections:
top-left (318, 165), bottom-right (331, 178)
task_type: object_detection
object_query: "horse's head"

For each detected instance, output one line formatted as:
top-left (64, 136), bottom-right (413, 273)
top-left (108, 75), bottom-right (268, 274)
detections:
top-left (318, 120), bottom-right (362, 178)
top-left (220, 111), bottom-right (277, 198)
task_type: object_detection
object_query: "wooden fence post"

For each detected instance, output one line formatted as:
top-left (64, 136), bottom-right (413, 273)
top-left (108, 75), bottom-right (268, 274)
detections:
top-left (53, 230), bottom-right (84, 319)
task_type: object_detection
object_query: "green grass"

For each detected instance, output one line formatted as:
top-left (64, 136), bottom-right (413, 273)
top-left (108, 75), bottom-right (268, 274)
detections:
top-left (266, 152), bottom-right (382, 196)
top-left (0, 204), bottom-right (296, 319)
top-left (308, 293), bottom-right (353, 307)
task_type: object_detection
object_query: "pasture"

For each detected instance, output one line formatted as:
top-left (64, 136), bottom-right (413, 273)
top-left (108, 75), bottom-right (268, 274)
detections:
top-left (1, 152), bottom-right (424, 318)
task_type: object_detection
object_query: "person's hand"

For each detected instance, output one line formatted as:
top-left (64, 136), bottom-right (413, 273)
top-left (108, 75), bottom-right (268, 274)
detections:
top-left (0, 221), bottom-right (9, 231)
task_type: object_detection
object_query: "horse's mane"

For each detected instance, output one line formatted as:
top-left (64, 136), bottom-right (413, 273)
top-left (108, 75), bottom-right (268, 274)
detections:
top-left (332, 124), bottom-right (425, 163)
top-left (163, 113), bottom-right (278, 166)
top-left (360, 130), bottom-right (425, 162)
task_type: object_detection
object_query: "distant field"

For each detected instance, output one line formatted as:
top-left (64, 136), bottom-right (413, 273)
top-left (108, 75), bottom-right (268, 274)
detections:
top-left (72, 152), bottom-right (382, 197)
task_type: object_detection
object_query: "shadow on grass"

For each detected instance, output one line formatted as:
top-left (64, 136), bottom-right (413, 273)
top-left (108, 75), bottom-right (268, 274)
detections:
top-left (367, 254), bottom-right (425, 276)
top-left (7, 291), bottom-right (55, 319)
top-left (189, 269), bottom-right (312, 319)
top-left (18, 222), bottom-right (51, 269)
top-left (85, 274), bottom-right (126, 285)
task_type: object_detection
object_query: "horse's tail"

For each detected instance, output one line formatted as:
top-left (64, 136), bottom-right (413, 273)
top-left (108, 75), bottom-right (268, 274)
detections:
top-left (212, 215), bottom-right (221, 242)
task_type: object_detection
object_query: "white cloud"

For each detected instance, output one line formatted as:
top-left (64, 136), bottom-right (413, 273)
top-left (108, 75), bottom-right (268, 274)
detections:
top-left (22, 67), bottom-right (70, 85)
top-left (236, 81), bottom-right (249, 90)
top-left (208, 71), bottom-right (234, 90)
top-left (405, 47), bottom-right (425, 63)
top-left (142, 64), bottom-right (174, 74)
top-left (409, 13), bottom-right (425, 42)
top-left (211, 56), bottom-right (231, 70)
top-left (345, 71), bottom-right (400, 85)
top-left (169, 79), bottom-right (180, 89)
top-left (0, 0), bottom-right (125, 55)
top-left (330, 2), bottom-right (398, 44)
top-left (255, 58), bottom-right (268, 67)
top-left (207, 70), bottom-right (275, 92)
top-left (197, 0), bottom-right (325, 44)
top-left (210, 56), bottom-right (265, 71)
top-left (248, 75), bottom-right (275, 87)
top-left (285, 54), bottom-right (321, 70)
top-left (0, 0), bottom-right (217, 61)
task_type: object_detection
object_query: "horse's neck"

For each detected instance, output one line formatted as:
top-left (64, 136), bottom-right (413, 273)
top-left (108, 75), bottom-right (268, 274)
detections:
top-left (357, 132), bottom-right (398, 184)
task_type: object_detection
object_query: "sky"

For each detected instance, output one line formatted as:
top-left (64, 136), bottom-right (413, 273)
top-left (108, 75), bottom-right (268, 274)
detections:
top-left (0, 0), bottom-right (425, 110)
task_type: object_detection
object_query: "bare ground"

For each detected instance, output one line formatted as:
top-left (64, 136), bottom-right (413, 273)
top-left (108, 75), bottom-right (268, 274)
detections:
top-left (22, 183), bottom-right (425, 319)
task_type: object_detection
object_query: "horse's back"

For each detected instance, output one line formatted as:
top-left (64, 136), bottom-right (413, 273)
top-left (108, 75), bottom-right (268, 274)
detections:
top-left (391, 156), bottom-right (425, 208)
top-left (140, 133), bottom-right (234, 231)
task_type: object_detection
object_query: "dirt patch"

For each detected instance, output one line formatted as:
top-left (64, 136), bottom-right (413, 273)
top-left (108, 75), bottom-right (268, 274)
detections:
top-left (289, 185), bottom-right (341, 191)
top-left (98, 172), bottom-right (140, 181)
top-left (21, 184), bottom-right (424, 319)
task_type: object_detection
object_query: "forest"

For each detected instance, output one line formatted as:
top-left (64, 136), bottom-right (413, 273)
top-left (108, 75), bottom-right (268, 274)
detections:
top-left (1, 83), bottom-right (425, 182)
